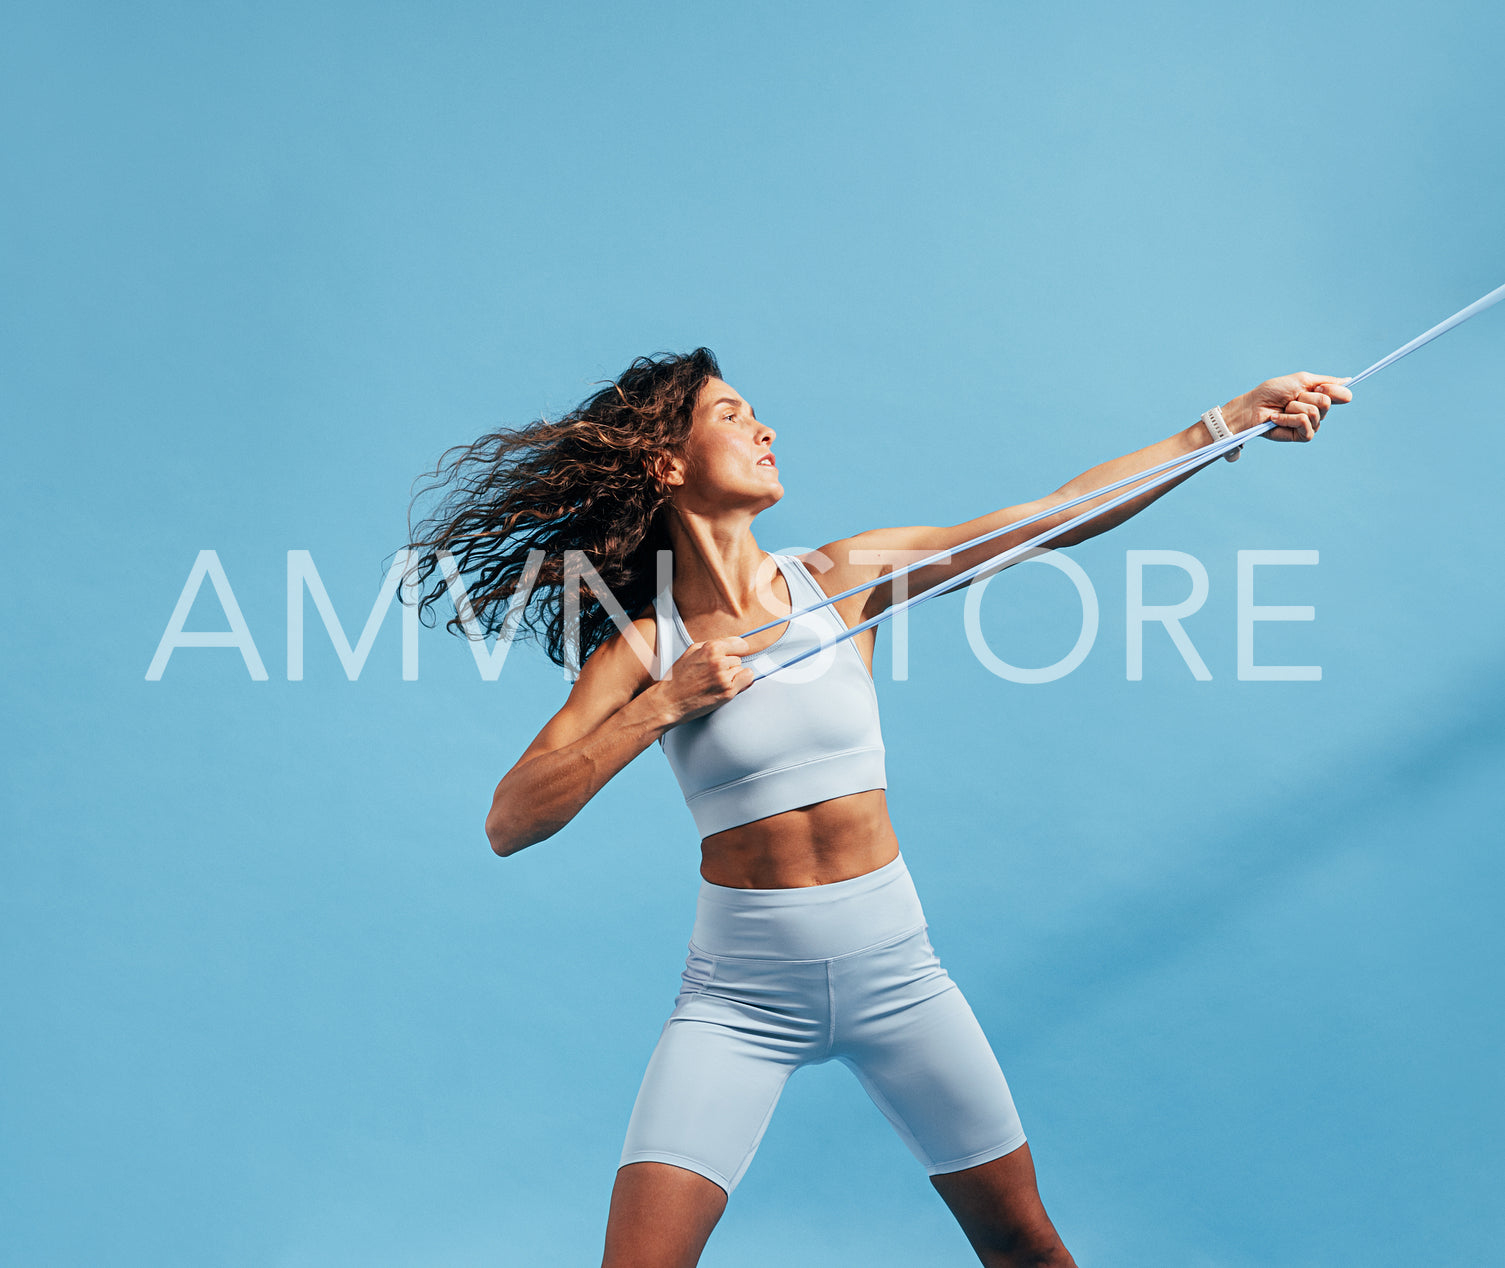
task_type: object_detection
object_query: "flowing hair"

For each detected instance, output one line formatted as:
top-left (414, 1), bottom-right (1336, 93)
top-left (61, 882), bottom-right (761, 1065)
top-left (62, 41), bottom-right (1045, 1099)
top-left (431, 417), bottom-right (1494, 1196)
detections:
top-left (401, 348), bottom-right (721, 672)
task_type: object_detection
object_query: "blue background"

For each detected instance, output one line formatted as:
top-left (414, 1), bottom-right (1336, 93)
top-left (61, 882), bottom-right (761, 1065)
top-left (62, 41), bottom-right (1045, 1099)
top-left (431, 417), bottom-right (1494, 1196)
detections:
top-left (4, 2), bottom-right (1503, 1264)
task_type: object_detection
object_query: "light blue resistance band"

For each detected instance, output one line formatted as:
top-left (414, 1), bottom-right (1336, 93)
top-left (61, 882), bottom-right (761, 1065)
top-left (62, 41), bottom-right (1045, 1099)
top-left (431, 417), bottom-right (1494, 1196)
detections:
top-left (741, 281), bottom-right (1505, 682)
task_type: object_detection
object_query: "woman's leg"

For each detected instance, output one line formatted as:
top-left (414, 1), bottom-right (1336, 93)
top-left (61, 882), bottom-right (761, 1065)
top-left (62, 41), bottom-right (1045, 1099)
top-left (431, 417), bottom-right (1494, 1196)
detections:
top-left (608, 953), bottom-right (815, 1264)
top-left (601, 1161), bottom-right (728, 1268)
top-left (830, 928), bottom-right (1074, 1265)
top-left (929, 1144), bottom-right (1077, 1268)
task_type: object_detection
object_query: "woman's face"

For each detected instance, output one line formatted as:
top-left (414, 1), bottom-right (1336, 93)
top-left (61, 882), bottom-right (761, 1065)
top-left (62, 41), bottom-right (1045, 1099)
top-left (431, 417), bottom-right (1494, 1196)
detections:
top-left (672, 378), bottom-right (782, 512)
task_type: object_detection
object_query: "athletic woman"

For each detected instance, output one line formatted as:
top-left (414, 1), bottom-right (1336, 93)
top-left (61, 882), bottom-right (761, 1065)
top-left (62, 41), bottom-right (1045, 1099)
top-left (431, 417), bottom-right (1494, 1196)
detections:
top-left (404, 349), bottom-right (1350, 1267)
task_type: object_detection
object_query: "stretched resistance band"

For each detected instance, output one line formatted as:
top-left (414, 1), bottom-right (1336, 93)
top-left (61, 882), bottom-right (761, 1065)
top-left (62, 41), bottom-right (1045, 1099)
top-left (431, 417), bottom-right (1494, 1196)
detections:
top-left (740, 280), bottom-right (1505, 682)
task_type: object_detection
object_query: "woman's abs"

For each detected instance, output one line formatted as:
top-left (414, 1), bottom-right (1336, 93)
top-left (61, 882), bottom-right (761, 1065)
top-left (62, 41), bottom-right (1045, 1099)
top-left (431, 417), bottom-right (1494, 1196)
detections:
top-left (698, 789), bottom-right (900, 889)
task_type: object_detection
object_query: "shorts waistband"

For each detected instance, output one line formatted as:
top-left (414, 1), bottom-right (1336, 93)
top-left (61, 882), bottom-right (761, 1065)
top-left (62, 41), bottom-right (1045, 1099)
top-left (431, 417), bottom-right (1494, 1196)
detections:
top-left (690, 852), bottom-right (925, 961)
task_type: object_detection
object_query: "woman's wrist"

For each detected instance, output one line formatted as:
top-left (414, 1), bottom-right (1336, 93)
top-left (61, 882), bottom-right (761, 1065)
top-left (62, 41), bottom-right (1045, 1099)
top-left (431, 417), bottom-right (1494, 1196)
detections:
top-left (1220, 393), bottom-right (1257, 435)
top-left (624, 679), bottom-right (680, 738)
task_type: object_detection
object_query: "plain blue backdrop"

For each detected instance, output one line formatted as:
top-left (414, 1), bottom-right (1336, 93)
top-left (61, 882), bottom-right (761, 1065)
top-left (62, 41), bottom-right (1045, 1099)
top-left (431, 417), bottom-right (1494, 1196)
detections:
top-left (4, 2), bottom-right (1503, 1264)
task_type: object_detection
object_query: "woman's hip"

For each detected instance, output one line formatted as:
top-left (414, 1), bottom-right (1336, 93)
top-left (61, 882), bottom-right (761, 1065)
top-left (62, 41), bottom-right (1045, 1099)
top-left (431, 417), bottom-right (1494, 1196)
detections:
top-left (688, 851), bottom-right (926, 962)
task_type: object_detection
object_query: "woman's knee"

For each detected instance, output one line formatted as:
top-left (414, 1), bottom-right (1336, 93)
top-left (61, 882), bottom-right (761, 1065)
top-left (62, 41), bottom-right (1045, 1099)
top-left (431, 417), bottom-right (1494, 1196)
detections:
top-left (601, 1161), bottom-right (728, 1268)
top-left (928, 1145), bottom-right (1077, 1268)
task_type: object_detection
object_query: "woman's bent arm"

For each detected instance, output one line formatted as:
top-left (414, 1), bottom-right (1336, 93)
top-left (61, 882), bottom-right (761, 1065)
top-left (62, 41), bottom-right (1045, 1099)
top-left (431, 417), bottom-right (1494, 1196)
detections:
top-left (485, 613), bottom-right (754, 857)
top-left (486, 613), bottom-right (667, 857)
top-left (487, 685), bottom-right (674, 856)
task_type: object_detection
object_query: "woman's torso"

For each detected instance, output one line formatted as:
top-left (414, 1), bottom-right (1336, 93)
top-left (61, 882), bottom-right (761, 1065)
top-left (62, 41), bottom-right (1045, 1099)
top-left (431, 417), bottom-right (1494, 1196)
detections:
top-left (650, 551), bottom-right (899, 889)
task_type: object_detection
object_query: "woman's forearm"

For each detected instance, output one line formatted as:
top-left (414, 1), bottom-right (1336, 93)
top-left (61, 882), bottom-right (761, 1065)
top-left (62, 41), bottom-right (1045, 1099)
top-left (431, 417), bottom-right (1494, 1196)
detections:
top-left (1038, 368), bottom-right (1351, 549)
top-left (486, 688), bottom-right (676, 857)
top-left (1039, 398), bottom-right (1243, 548)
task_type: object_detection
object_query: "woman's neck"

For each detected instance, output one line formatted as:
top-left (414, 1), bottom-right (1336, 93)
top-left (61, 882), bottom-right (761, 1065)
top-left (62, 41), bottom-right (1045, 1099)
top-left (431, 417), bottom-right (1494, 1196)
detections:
top-left (664, 511), bottom-right (772, 620)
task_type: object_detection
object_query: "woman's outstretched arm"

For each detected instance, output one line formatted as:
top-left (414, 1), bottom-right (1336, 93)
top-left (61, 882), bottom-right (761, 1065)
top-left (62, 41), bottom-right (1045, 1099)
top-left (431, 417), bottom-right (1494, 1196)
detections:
top-left (815, 372), bottom-right (1353, 622)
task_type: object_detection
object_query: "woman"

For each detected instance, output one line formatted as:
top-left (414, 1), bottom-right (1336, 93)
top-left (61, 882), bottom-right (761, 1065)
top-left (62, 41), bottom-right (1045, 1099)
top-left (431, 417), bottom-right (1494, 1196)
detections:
top-left (405, 349), bottom-right (1350, 1267)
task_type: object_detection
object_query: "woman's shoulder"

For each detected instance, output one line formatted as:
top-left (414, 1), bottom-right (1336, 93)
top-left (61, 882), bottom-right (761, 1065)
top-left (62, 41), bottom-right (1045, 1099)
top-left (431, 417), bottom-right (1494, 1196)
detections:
top-left (617, 602), bottom-right (660, 660)
top-left (567, 602), bottom-right (660, 701)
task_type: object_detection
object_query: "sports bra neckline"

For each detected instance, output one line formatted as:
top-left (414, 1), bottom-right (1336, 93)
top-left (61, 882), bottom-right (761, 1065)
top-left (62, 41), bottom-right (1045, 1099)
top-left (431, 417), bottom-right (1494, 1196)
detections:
top-left (666, 552), bottom-right (800, 658)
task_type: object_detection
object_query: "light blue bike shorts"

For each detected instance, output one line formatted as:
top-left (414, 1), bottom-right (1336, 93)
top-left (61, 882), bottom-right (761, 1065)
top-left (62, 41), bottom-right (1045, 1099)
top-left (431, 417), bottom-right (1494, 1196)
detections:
top-left (618, 852), bottom-right (1027, 1195)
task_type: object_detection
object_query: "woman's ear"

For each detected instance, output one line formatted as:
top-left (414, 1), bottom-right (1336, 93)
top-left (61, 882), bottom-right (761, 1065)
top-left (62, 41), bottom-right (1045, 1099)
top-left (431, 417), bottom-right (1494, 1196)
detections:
top-left (648, 449), bottom-right (685, 490)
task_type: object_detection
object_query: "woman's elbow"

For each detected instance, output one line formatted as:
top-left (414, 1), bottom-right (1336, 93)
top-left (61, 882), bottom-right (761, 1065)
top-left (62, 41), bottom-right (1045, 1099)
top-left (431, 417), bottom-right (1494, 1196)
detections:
top-left (485, 808), bottom-right (520, 858)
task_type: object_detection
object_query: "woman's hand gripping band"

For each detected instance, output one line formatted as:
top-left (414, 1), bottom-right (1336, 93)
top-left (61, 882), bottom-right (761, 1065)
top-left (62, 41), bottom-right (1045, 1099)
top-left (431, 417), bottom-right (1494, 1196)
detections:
top-left (648, 636), bottom-right (757, 725)
top-left (1225, 371), bottom-right (1354, 444)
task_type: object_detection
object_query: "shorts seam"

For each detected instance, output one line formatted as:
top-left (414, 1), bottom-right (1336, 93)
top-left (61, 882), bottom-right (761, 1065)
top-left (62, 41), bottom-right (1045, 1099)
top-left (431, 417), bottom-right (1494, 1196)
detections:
top-left (618, 1150), bottom-right (733, 1196)
top-left (839, 1054), bottom-right (930, 1163)
top-left (824, 961), bottom-right (835, 1056)
top-left (726, 1064), bottom-right (795, 1190)
top-left (688, 922), bottom-right (928, 966)
top-left (925, 1130), bottom-right (1030, 1177)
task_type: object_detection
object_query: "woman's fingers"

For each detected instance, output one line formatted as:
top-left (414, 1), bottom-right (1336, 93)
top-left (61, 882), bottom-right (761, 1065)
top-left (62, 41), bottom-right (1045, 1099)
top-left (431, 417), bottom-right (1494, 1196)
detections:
top-left (1249, 371), bottom-right (1351, 444)
top-left (1269, 410), bottom-right (1318, 441)
top-left (1265, 394), bottom-right (1319, 440)
top-left (1274, 373), bottom-right (1354, 405)
top-left (1288, 397), bottom-right (1323, 428)
top-left (1295, 371), bottom-right (1353, 397)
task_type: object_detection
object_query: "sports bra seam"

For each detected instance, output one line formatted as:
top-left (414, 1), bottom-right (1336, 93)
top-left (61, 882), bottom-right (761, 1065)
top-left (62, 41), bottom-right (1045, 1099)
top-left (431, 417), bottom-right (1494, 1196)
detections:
top-left (653, 594), bottom-right (670, 682)
top-left (682, 744), bottom-right (887, 803)
top-left (784, 554), bottom-right (877, 686)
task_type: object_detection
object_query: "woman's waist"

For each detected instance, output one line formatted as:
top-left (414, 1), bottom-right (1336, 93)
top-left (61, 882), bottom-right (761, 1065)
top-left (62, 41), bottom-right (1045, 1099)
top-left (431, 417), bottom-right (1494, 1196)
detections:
top-left (690, 843), bottom-right (923, 961)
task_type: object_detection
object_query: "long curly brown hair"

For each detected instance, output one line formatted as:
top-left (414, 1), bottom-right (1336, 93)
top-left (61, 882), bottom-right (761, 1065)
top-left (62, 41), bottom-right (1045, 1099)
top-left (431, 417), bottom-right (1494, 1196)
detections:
top-left (402, 348), bottom-right (721, 673)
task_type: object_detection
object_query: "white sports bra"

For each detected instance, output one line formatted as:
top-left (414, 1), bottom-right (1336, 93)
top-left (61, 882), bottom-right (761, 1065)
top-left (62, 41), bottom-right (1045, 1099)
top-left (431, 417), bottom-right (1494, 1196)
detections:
top-left (654, 552), bottom-right (887, 838)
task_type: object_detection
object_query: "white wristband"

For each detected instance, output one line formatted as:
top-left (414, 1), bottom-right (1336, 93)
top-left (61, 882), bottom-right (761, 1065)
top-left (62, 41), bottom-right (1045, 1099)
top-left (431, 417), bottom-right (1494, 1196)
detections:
top-left (1200, 405), bottom-right (1241, 462)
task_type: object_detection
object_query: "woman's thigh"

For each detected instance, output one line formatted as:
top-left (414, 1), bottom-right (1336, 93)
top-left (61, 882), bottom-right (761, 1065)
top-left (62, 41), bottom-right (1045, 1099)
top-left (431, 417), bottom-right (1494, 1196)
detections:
top-left (832, 928), bottom-right (1027, 1174)
top-left (619, 953), bottom-right (824, 1194)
